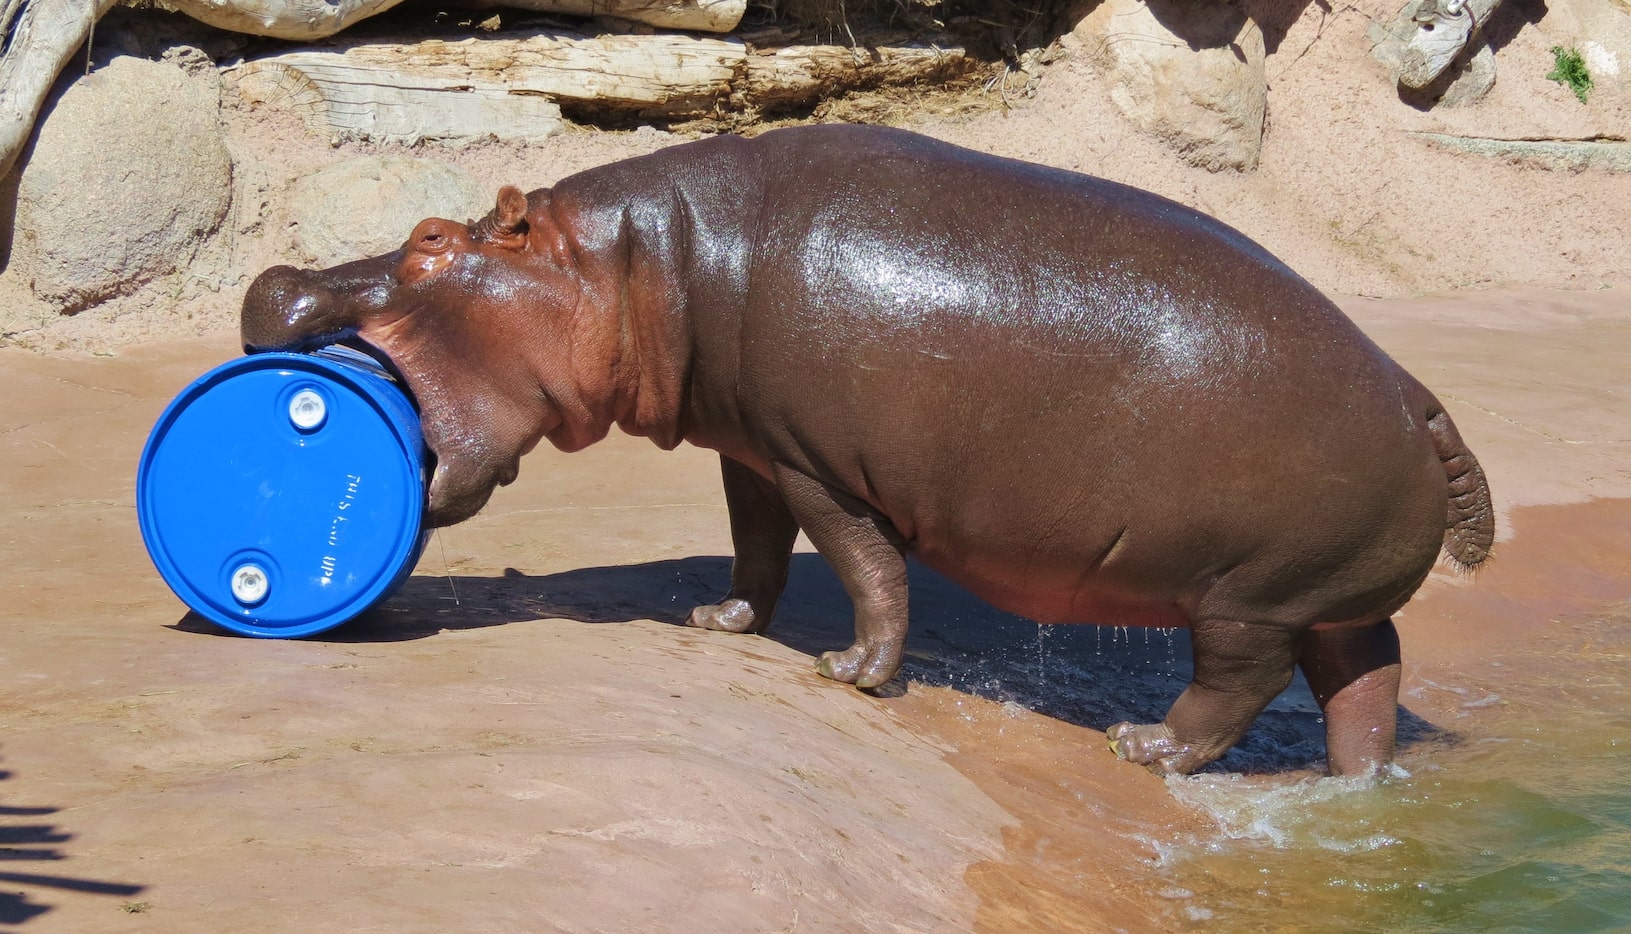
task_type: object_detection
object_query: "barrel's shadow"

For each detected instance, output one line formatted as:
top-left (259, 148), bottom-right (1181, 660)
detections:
top-left (179, 554), bottom-right (1443, 773)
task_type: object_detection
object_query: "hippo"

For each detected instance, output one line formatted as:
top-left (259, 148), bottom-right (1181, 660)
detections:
top-left (242, 125), bottom-right (1493, 776)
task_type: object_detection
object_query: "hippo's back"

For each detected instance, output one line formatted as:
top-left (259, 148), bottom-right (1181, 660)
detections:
top-left (720, 126), bottom-right (1448, 627)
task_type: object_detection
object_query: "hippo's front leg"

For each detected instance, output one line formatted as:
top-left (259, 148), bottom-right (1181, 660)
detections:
top-left (1109, 619), bottom-right (1300, 774)
top-left (688, 455), bottom-right (800, 634)
top-left (773, 464), bottom-right (910, 689)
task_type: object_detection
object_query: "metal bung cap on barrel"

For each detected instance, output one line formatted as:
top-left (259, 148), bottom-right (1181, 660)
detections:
top-left (137, 345), bottom-right (429, 638)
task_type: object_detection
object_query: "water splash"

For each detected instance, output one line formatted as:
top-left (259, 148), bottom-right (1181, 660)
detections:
top-left (1145, 609), bottom-right (1631, 932)
top-left (1034, 622), bottom-right (1052, 682)
top-left (1164, 766), bottom-right (1410, 851)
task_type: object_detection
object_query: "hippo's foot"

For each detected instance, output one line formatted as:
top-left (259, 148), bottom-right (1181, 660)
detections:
top-left (1107, 721), bottom-right (1205, 776)
top-left (1109, 620), bottom-right (1301, 774)
top-left (686, 598), bottom-right (770, 634)
top-left (816, 643), bottom-right (902, 690)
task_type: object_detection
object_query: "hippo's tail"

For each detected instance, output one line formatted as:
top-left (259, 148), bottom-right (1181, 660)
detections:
top-left (1426, 406), bottom-right (1494, 570)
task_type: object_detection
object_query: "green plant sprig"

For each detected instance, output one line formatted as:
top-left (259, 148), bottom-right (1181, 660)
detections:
top-left (1547, 46), bottom-right (1593, 104)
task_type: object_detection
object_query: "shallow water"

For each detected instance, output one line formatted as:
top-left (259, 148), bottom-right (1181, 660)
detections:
top-left (868, 501), bottom-right (1631, 931)
top-left (1150, 604), bottom-right (1631, 932)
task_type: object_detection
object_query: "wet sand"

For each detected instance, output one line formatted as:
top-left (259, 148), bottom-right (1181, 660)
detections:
top-left (1, 286), bottom-right (1627, 931)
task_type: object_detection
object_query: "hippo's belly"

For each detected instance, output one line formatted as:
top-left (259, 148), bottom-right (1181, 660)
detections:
top-left (877, 421), bottom-right (1449, 631)
top-left (910, 540), bottom-right (1196, 628)
top-left (744, 340), bottom-right (1450, 632)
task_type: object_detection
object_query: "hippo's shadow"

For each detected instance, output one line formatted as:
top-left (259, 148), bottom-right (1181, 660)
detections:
top-left (179, 554), bottom-right (1442, 774)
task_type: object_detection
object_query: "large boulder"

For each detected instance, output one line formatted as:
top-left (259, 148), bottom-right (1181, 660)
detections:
top-left (288, 157), bottom-right (489, 269)
top-left (1073, 0), bottom-right (1267, 171)
top-left (7, 55), bottom-right (232, 313)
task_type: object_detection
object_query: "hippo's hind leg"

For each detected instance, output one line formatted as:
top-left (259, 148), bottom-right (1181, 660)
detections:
top-left (773, 464), bottom-right (910, 690)
top-left (688, 455), bottom-right (799, 634)
top-left (1297, 619), bottom-right (1402, 776)
top-left (1109, 619), bottom-right (1299, 774)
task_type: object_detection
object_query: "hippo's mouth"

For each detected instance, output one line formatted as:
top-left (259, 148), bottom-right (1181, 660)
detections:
top-left (344, 335), bottom-right (533, 525)
top-left (335, 336), bottom-right (414, 393)
top-left (305, 335), bottom-right (442, 474)
top-left (243, 326), bottom-right (360, 356)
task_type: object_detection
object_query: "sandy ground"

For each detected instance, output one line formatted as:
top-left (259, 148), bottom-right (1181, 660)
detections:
top-left (1, 285), bottom-right (1627, 931)
top-left (3, 1), bottom-right (1631, 929)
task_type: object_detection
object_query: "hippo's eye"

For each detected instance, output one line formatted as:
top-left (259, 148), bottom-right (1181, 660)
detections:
top-left (419, 231), bottom-right (450, 253)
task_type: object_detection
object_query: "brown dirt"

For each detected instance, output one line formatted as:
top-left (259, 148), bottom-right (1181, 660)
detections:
top-left (3, 286), bottom-right (1627, 930)
top-left (6, 0), bottom-right (1631, 352)
top-left (3, 2), bottom-right (1631, 930)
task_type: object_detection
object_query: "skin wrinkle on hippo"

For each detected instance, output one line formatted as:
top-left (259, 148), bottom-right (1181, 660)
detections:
top-left (241, 125), bottom-right (1495, 777)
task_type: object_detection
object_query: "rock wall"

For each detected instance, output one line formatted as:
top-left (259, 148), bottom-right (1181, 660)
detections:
top-left (3, 1), bottom-right (1631, 349)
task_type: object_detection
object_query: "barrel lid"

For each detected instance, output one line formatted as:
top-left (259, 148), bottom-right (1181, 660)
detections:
top-left (137, 350), bottom-right (427, 637)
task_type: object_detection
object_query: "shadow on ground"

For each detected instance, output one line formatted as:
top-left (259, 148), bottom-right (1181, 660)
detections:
top-left (0, 755), bottom-right (146, 926)
top-left (177, 555), bottom-right (1444, 774)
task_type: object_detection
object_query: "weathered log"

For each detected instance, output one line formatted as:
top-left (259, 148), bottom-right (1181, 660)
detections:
top-left (227, 29), bottom-right (973, 138)
top-left (341, 32), bottom-right (743, 113)
top-left (232, 52), bottom-right (568, 145)
top-left (740, 38), bottom-right (971, 111)
top-left (0, 0), bottom-right (119, 183)
top-left (1370, 0), bottom-right (1505, 89)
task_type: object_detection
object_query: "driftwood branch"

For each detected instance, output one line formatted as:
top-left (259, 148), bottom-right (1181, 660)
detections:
top-left (1372, 0), bottom-right (1505, 88)
top-left (228, 28), bottom-right (973, 138)
top-left (231, 51), bottom-right (569, 144)
top-left (0, 0), bottom-right (120, 181)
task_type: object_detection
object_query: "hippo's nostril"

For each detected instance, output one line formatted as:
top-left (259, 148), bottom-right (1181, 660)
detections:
top-left (241, 265), bottom-right (356, 352)
top-left (241, 253), bottom-right (399, 353)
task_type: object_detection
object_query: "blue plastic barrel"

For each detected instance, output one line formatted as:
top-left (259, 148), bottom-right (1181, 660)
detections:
top-left (137, 345), bottom-right (429, 637)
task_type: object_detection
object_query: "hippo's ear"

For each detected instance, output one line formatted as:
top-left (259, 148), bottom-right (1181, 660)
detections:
top-left (472, 185), bottom-right (531, 249)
